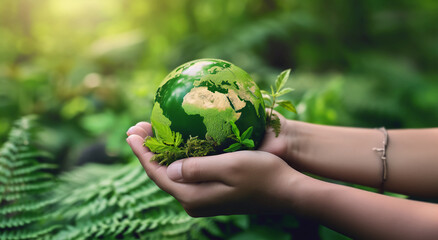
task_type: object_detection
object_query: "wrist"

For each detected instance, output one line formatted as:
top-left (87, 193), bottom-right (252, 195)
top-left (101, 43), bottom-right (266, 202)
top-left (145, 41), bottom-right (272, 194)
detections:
top-left (281, 171), bottom-right (319, 215)
top-left (282, 120), bottom-right (309, 169)
top-left (285, 122), bottom-right (385, 188)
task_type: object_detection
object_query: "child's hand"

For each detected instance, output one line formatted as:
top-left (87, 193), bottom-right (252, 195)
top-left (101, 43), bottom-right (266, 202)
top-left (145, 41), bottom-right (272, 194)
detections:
top-left (258, 112), bottom-right (298, 164)
top-left (126, 122), bottom-right (304, 217)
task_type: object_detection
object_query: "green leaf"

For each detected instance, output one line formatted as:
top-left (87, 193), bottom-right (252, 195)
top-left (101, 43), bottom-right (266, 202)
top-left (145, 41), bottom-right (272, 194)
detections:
top-left (275, 87), bottom-right (294, 97)
top-left (151, 121), bottom-right (175, 145)
top-left (275, 69), bottom-right (291, 92)
top-left (224, 143), bottom-right (242, 152)
top-left (240, 126), bottom-right (253, 140)
top-left (173, 131), bottom-right (183, 147)
top-left (150, 119), bottom-right (183, 148)
top-left (260, 90), bottom-right (270, 95)
top-left (144, 137), bottom-right (175, 153)
top-left (241, 139), bottom-right (254, 148)
top-left (277, 100), bottom-right (297, 113)
top-left (230, 121), bottom-right (240, 139)
top-left (262, 93), bottom-right (272, 104)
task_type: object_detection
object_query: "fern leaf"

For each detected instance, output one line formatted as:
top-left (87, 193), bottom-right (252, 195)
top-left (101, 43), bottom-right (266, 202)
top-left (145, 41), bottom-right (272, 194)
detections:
top-left (0, 116), bottom-right (57, 239)
top-left (12, 163), bottom-right (57, 176)
top-left (0, 213), bottom-right (43, 228)
top-left (16, 151), bottom-right (53, 160)
top-left (51, 162), bottom-right (238, 239)
top-left (2, 181), bottom-right (55, 194)
top-left (0, 198), bottom-right (57, 215)
top-left (1, 172), bottom-right (52, 185)
top-left (0, 224), bottom-right (60, 240)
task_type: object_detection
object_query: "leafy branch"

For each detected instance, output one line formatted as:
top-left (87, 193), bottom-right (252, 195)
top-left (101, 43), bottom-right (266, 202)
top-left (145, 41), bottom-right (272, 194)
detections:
top-left (223, 121), bottom-right (254, 152)
top-left (261, 69), bottom-right (297, 137)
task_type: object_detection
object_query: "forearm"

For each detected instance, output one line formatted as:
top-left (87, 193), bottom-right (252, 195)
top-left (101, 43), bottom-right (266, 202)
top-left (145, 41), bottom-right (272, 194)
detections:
top-left (290, 176), bottom-right (438, 239)
top-left (285, 120), bottom-right (438, 197)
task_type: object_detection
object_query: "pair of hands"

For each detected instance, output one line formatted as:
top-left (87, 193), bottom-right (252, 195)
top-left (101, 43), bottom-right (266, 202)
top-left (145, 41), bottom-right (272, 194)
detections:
top-left (126, 117), bottom-right (304, 217)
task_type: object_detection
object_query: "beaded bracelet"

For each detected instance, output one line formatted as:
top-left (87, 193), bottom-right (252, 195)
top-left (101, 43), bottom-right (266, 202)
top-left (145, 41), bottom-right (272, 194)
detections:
top-left (373, 127), bottom-right (389, 193)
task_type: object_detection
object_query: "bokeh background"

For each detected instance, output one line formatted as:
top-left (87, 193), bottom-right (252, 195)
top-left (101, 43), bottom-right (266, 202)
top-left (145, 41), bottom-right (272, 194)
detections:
top-left (1, 0), bottom-right (437, 239)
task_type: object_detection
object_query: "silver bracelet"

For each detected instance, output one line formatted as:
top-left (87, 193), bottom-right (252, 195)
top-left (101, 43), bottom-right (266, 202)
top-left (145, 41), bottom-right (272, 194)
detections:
top-left (373, 127), bottom-right (389, 193)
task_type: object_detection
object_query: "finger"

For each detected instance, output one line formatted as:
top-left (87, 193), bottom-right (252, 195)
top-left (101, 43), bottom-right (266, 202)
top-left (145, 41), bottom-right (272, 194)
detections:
top-left (167, 151), bottom-right (252, 184)
top-left (126, 134), bottom-right (182, 194)
top-left (178, 182), bottom-right (234, 217)
top-left (126, 134), bottom-right (151, 158)
top-left (135, 122), bottom-right (154, 136)
top-left (127, 133), bottom-right (250, 216)
top-left (126, 122), bottom-right (153, 138)
top-left (126, 125), bottom-right (148, 138)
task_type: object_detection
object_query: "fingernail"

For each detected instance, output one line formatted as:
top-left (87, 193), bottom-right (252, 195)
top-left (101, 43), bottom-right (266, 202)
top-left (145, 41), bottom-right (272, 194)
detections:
top-left (126, 137), bottom-right (131, 145)
top-left (167, 161), bottom-right (183, 181)
top-left (126, 127), bottom-right (135, 136)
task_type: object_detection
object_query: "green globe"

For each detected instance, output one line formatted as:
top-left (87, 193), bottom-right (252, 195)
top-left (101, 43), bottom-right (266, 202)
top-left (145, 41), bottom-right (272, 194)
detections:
top-left (150, 58), bottom-right (266, 152)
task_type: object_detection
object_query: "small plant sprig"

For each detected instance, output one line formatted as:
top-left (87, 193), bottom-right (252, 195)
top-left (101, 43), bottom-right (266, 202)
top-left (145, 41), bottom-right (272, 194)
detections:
top-left (144, 123), bottom-right (217, 165)
top-left (261, 69), bottom-right (297, 137)
top-left (223, 121), bottom-right (255, 152)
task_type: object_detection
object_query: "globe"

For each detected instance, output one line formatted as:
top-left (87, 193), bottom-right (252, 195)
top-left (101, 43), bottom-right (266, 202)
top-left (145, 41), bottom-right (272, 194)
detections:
top-left (150, 58), bottom-right (266, 152)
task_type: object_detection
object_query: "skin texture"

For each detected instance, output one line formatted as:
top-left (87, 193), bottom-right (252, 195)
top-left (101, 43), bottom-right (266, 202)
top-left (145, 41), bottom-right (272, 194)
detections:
top-left (126, 122), bottom-right (298, 216)
top-left (126, 117), bottom-right (438, 239)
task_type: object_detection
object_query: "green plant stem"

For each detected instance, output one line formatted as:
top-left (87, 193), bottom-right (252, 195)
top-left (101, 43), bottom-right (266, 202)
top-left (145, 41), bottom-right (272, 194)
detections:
top-left (268, 95), bottom-right (276, 125)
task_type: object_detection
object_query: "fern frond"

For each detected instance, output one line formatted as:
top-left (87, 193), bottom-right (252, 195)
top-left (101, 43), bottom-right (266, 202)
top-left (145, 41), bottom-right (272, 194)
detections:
top-left (0, 225), bottom-right (60, 240)
top-left (0, 198), bottom-right (57, 215)
top-left (0, 166), bottom-right (11, 177)
top-left (1, 181), bottom-right (55, 194)
top-left (0, 115), bottom-right (57, 239)
top-left (0, 213), bottom-right (44, 228)
top-left (0, 172), bottom-right (52, 185)
top-left (51, 162), bottom-right (239, 239)
top-left (0, 117), bottom-right (246, 239)
top-left (12, 163), bottom-right (57, 176)
top-left (16, 150), bottom-right (53, 160)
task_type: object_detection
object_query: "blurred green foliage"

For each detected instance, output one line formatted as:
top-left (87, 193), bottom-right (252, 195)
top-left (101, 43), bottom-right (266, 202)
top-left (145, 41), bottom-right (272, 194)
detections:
top-left (1, 116), bottom-right (243, 240)
top-left (1, 0), bottom-right (437, 239)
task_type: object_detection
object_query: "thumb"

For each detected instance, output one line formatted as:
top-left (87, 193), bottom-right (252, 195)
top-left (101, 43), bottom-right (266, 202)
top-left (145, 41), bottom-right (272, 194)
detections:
top-left (166, 153), bottom-right (240, 183)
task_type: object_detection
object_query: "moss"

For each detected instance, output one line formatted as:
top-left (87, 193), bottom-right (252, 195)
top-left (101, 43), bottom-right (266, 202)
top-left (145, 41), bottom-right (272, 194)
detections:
top-left (147, 136), bottom-right (218, 165)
